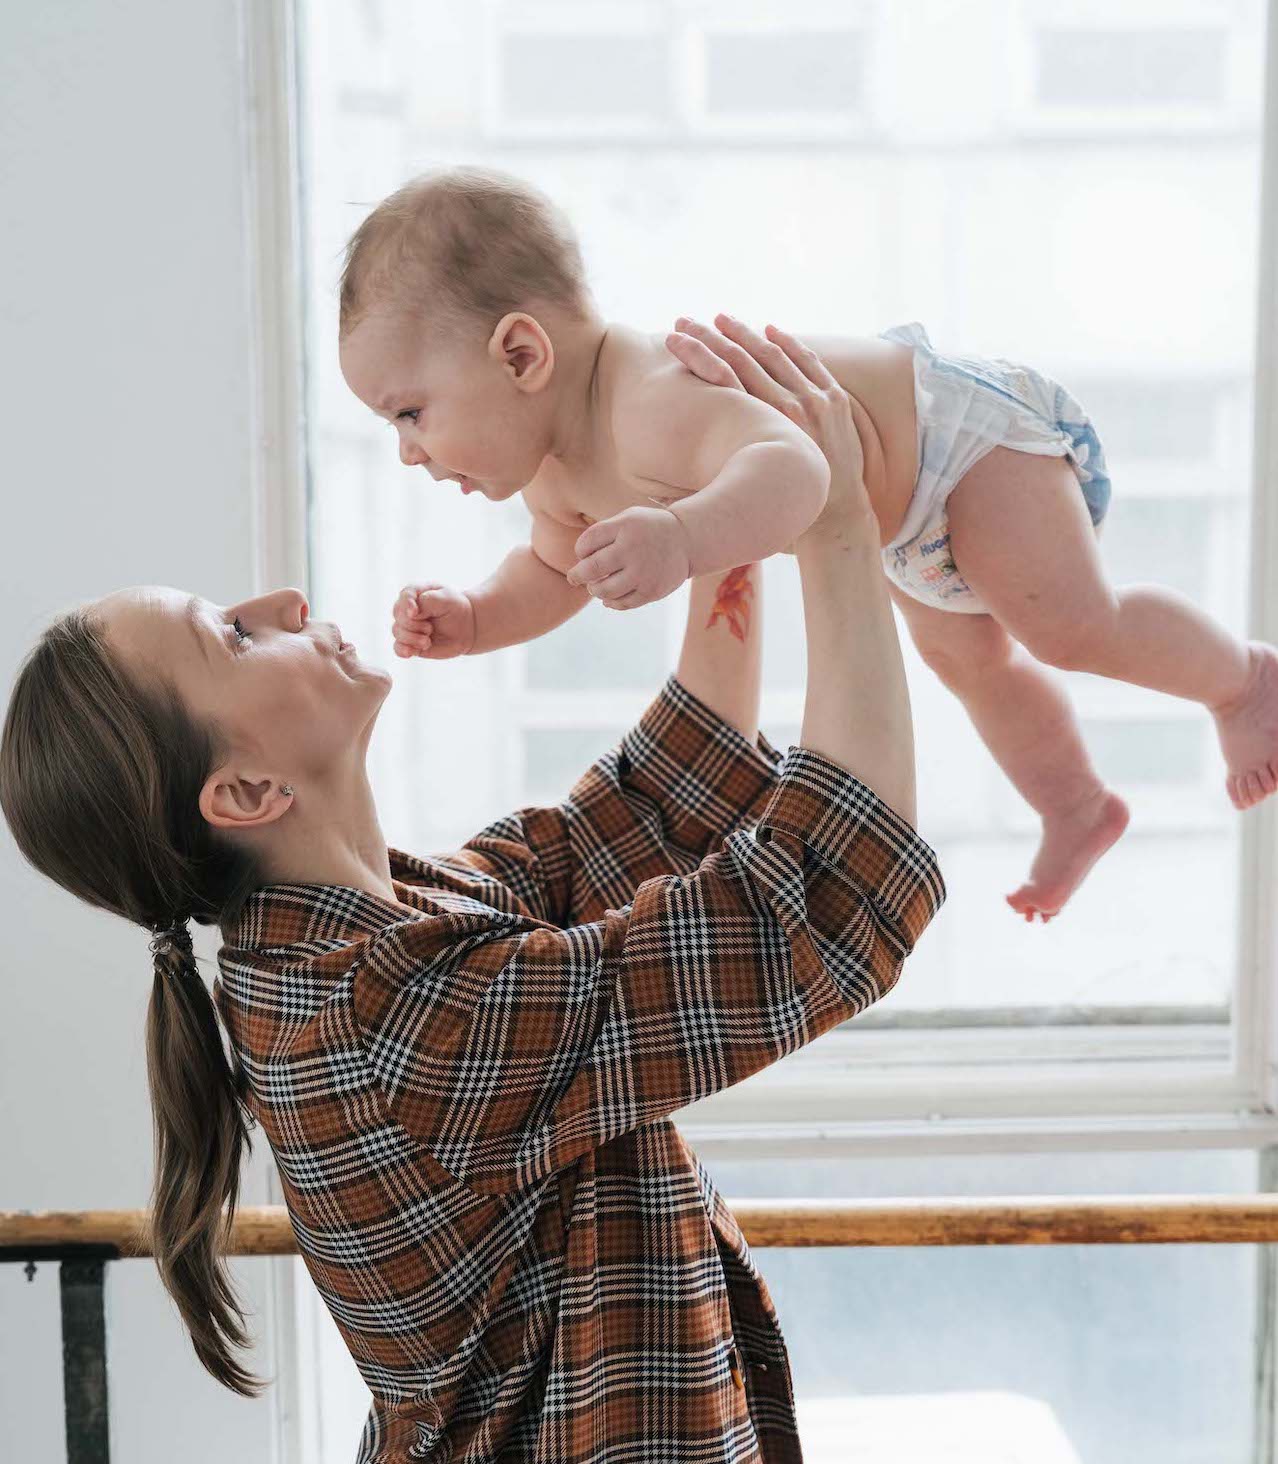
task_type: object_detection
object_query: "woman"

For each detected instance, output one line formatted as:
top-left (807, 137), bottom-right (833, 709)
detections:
top-left (0, 321), bottom-right (943, 1462)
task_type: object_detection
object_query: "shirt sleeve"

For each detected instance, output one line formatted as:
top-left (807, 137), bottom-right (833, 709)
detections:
top-left (355, 744), bottom-right (946, 1197)
top-left (423, 675), bottom-right (783, 928)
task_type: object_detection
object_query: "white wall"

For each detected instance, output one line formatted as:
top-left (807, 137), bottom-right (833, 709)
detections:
top-left (0, 2), bottom-right (284, 1460)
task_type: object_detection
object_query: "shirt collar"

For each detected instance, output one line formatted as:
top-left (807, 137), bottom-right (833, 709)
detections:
top-left (227, 877), bottom-right (429, 952)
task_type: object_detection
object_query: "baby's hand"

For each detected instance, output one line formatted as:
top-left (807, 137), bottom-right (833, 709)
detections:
top-left (391, 583), bottom-right (476, 659)
top-left (566, 506), bottom-right (692, 610)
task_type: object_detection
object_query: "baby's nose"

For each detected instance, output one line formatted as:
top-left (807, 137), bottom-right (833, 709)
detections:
top-left (398, 438), bottom-right (424, 468)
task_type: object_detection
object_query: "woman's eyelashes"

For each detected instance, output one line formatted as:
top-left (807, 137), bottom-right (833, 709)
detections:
top-left (232, 616), bottom-right (252, 645)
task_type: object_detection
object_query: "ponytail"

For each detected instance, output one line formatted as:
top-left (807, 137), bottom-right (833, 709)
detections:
top-left (145, 922), bottom-right (261, 1396)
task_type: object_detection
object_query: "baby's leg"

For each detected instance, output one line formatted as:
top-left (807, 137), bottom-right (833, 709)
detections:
top-left (890, 587), bottom-right (1129, 920)
top-left (947, 448), bottom-right (1277, 811)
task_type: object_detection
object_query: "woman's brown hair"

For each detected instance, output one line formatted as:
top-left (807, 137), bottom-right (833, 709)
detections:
top-left (0, 608), bottom-right (266, 1395)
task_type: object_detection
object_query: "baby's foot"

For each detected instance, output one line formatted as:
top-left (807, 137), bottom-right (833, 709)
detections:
top-left (1006, 788), bottom-right (1131, 923)
top-left (1213, 643), bottom-right (1278, 811)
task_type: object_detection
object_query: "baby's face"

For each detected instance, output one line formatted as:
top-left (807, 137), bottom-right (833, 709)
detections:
top-left (340, 312), bottom-right (550, 502)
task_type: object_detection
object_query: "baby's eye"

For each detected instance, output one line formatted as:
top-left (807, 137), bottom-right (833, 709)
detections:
top-left (232, 616), bottom-right (252, 644)
top-left (395, 408), bottom-right (421, 425)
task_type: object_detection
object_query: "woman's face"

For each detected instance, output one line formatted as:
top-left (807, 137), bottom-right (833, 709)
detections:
top-left (96, 586), bottom-right (391, 817)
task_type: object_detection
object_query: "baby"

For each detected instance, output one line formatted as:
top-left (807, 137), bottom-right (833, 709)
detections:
top-left (338, 167), bottom-right (1278, 922)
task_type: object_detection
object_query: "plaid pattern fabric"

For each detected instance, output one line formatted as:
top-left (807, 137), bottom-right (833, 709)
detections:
top-left (215, 676), bottom-right (945, 1463)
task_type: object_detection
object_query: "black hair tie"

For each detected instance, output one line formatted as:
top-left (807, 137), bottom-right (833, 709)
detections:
top-left (149, 918), bottom-right (194, 962)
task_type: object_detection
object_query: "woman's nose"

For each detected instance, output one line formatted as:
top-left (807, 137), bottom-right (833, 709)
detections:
top-left (233, 588), bottom-right (309, 630)
top-left (279, 588), bottom-right (309, 629)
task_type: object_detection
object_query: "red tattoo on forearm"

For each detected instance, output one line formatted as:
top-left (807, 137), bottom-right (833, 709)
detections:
top-left (705, 566), bottom-right (754, 643)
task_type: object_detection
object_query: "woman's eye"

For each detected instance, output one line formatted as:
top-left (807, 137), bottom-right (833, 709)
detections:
top-left (232, 616), bottom-right (252, 644)
top-left (395, 408), bottom-right (420, 425)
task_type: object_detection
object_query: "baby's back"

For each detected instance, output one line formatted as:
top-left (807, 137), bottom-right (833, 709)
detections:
top-left (525, 324), bottom-right (919, 547)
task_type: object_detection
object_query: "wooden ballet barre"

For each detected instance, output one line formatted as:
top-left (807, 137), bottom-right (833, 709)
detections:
top-left (7, 1195), bottom-right (1278, 1257)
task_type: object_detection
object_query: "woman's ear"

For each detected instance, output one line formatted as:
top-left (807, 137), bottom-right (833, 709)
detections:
top-left (488, 312), bottom-right (554, 393)
top-left (199, 766), bottom-right (293, 831)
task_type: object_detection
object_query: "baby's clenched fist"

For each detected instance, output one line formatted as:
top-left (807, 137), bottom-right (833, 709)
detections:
top-left (391, 583), bottom-right (476, 660)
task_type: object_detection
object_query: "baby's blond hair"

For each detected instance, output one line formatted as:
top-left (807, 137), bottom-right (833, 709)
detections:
top-left (339, 167), bottom-right (592, 338)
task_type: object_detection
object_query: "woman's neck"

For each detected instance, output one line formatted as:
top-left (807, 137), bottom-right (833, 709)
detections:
top-left (252, 760), bottom-right (409, 910)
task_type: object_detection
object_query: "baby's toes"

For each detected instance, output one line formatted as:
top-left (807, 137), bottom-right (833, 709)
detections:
top-left (1247, 769), bottom-right (1274, 807)
top-left (1233, 771), bottom-right (1265, 810)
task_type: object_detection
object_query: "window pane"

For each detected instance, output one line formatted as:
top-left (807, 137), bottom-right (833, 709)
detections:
top-left (523, 726), bottom-right (627, 803)
top-left (500, 33), bottom-right (670, 122)
top-left (1066, 381), bottom-right (1215, 462)
top-left (1034, 29), bottom-right (1228, 109)
top-left (705, 31), bottom-right (865, 116)
top-left (712, 1149), bottom-right (1259, 1464)
top-left (300, 0), bottom-right (1264, 1035)
top-left (526, 599), bottom-right (670, 691)
top-left (1099, 497), bottom-right (1211, 602)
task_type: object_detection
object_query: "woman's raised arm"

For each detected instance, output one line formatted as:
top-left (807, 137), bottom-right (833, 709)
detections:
top-left (667, 314), bottom-right (916, 825)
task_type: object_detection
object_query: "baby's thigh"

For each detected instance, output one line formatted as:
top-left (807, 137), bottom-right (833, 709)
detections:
top-left (946, 447), bottom-right (1114, 636)
top-left (887, 581), bottom-right (1013, 685)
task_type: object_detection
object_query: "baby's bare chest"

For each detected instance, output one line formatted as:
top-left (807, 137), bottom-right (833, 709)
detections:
top-left (523, 455), bottom-right (691, 530)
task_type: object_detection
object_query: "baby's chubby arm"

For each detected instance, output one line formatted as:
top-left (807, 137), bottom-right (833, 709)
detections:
top-left (470, 518), bottom-right (593, 653)
top-left (392, 517), bottom-right (591, 659)
top-left (567, 360), bottom-right (830, 606)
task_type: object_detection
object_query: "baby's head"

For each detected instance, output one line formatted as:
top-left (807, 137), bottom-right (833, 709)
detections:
top-left (338, 167), bottom-right (596, 501)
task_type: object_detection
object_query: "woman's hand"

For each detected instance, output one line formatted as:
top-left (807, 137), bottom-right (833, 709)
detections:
top-left (666, 314), bottom-right (873, 542)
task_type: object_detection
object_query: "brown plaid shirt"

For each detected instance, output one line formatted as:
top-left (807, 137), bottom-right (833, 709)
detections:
top-left (215, 676), bottom-right (944, 1463)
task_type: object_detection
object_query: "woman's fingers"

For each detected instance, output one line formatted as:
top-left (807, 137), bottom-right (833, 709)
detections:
top-left (672, 316), bottom-right (792, 412)
top-left (713, 313), bottom-right (812, 396)
top-left (665, 330), bottom-right (742, 389)
top-left (763, 323), bottom-right (839, 391)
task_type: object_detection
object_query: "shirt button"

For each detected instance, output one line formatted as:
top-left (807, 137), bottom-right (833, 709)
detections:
top-left (728, 1344), bottom-right (745, 1391)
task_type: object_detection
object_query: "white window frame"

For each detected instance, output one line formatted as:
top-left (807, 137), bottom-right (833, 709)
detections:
top-left (266, 0), bottom-right (1278, 1137)
top-left (276, 0), bottom-right (1278, 1152)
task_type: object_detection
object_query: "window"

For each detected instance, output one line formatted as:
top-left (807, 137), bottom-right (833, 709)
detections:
top-left (300, 0), bottom-right (1271, 1119)
top-left (289, 2), bottom-right (1278, 1458)
top-left (1010, 0), bottom-right (1263, 134)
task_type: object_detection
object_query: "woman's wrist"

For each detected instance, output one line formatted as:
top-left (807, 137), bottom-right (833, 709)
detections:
top-left (795, 484), bottom-right (880, 557)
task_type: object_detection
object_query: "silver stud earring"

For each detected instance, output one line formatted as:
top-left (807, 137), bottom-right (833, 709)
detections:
top-left (281, 784), bottom-right (295, 798)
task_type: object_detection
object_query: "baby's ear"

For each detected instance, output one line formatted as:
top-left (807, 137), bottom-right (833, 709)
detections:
top-left (489, 312), bottom-right (554, 393)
